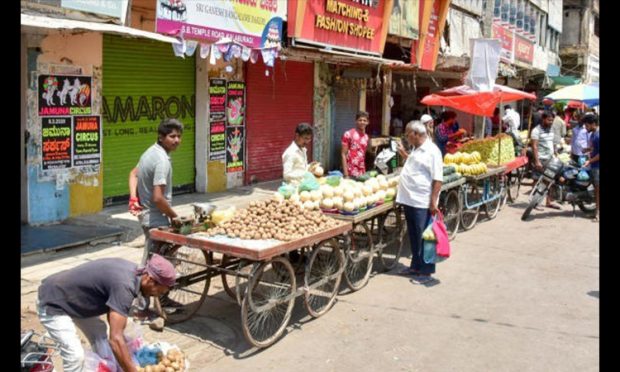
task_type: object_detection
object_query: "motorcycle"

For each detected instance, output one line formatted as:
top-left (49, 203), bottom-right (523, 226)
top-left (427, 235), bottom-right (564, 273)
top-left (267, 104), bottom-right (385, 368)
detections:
top-left (21, 330), bottom-right (58, 372)
top-left (521, 157), bottom-right (596, 220)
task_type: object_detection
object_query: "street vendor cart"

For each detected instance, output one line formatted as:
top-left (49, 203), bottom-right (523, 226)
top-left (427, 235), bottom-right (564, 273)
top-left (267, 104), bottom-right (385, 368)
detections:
top-left (148, 218), bottom-right (352, 348)
top-left (459, 165), bottom-right (506, 230)
top-left (438, 176), bottom-right (466, 240)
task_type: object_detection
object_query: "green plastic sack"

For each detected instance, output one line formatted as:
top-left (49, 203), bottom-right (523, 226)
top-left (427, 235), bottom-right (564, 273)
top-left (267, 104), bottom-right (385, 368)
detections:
top-left (326, 175), bottom-right (341, 187)
top-left (298, 172), bottom-right (320, 192)
top-left (278, 183), bottom-right (296, 199)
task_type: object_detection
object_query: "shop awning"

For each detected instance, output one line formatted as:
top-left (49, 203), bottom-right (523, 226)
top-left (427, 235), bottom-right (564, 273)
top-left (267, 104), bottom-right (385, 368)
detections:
top-left (21, 13), bottom-right (178, 44)
top-left (550, 75), bottom-right (582, 89)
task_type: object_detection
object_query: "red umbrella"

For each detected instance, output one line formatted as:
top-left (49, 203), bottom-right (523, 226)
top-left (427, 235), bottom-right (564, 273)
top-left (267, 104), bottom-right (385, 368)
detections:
top-left (421, 84), bottom-right (536, 116)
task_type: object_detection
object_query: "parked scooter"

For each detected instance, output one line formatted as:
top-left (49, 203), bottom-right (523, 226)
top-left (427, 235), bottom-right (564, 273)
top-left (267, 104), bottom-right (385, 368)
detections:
top-left (521, 157), bottom-right (596, 220)
top-left (21, 330), bottom-right (57, 372)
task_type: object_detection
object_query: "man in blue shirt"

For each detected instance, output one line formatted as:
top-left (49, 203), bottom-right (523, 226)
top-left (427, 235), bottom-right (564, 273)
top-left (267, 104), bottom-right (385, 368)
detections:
top-left (583, 114), bottom-right (599, 222)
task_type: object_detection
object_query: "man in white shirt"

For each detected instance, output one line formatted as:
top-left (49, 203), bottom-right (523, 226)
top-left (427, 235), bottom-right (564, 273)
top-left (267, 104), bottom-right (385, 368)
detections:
top-left (396, 121), bottom-right (443, 285)
top-left (282, 123), bottom-right (313, 185)
top-left (502, 104), bottom-right (521, 134)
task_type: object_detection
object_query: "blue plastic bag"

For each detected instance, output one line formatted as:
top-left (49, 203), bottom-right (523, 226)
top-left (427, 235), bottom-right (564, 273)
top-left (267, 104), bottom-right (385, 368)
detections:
top-left (277, 183), bottom-right (296, 199)
top-left (577, 169), bottom-right (590, 181)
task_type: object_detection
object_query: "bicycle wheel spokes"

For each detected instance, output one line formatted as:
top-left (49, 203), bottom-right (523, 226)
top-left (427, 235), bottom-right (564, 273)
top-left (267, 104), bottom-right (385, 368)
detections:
top-left (377, 209), bottom-right (404, 271)
top-left (343, 222), bottom-right (373, 291)
top-left (156, 246), bottom-right (211, 324)
top-left (241, 257), bottom-right (296, 348)
top-left (440, 189), bottom-right (461, 240)
top-left (304, 239), bottom-right (344, 317)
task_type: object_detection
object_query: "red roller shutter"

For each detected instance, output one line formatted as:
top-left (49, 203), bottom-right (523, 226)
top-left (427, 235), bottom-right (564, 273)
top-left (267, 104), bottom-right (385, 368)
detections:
top-left (245, 60), bottom-right (314, 184)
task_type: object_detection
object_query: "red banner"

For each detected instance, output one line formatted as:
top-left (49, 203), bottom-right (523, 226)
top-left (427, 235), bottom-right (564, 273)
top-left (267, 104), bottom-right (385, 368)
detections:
top-left (287, 0), bottom-right (393, 55)
top-left (411, 0), bottom-right (451, 71)
top-left (492, 20), bottom-right (514, 63)
top-left (514, 34), bottom-right (534, 64)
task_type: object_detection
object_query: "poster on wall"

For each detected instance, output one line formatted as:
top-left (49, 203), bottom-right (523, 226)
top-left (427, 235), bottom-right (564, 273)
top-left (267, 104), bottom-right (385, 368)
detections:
top-left (388, 0), bottom-right (419, 39)
top-left (41, 117), bottom-right (72, 170)
top-left (73, 115), bottom-right (102, 167)
top-left (156, 0), bottom-right (286, 48)
top-left (410, 0), bottom-right (451, 71)
top-left (226, 126), bottom-right (245, 173)
top-left (226, 81), bottom-right (245, 126)
top-left (209, 79), bottom-right (227, 161)
top-left (38, 74), bottom-right (92, 116)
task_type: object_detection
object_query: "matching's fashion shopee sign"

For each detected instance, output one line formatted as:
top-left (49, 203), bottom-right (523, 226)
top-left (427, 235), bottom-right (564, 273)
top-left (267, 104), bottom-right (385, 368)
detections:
top-left (287, 0), bottom-right (393, 55)
top-left (411, 0), bottom-right (451, 71)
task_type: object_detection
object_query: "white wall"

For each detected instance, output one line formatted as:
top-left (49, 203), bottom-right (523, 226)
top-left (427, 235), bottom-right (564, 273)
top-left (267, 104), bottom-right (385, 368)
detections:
top-left (446, 8), bottom-right (483, 57)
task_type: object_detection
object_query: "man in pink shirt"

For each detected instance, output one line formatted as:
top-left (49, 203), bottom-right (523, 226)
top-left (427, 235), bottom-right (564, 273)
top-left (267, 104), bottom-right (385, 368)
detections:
top-left (341, 111), bottom-right (370, 178)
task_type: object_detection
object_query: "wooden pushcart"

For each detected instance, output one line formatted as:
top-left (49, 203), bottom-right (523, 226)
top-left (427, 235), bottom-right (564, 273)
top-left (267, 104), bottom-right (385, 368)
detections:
top-left (148, 221), bottom-right (352, 348)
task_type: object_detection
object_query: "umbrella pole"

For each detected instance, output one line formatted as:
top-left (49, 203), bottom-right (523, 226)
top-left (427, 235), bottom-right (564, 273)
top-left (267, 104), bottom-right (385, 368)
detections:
top-left (498, 98), bottom-right (502, 167)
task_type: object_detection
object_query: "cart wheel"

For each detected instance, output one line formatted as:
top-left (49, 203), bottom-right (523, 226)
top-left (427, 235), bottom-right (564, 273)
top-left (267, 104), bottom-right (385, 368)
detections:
top-left (440, 189), bottom-right (461, 240)
top-left (154, 245), bottom-right (212, 324)
top-left (343, 222), bottom-right (374, 291)
top-left (241, 257), bottom-right (296, 348)
top-left (507, 169), bottom-right (522, 203)
top-left (304, 239), bottom-right (345, 318)
top-left (484, 177), bottom-right (502, 220)
top-left (377, 208), bottom-right (405, 271)
top-left (221, 255), bottom-right (251, 305)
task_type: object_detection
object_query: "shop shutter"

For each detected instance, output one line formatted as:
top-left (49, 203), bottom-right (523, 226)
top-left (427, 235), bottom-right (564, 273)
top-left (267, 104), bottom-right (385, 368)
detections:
top-left (102, 35), bottom-right (195, 202)
top-left (245, 60), bottom-right (313, 183)
top-left (330, 86), bottom-right (359, 170)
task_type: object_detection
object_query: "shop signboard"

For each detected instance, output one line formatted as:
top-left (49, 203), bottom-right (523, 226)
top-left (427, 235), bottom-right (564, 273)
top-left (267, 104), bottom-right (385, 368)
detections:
top-left (61, 0), bottom-right (129, 23)
top-left (514, 34), bottom-right (534, 65)
top-left (226, 126), bottom-right (245, 173)
top-left (156, 0), bottom-right (286, 48)
top-left (388, 0), bottom-right (419, 39)
top-left (41, 117), bottom-right (72, 170)
top-left (38, 74), bottom-right (92, 116)
top-left (287, 0), bottom-right (393, 55)
top-left (411, 0), bottom-right (451, 71)
top-left (72, 115), bottom-right (102, 167)
top-left (492, 19), bottom-right (514, 63)
top-left (209, 79), bottom-right (227, 161)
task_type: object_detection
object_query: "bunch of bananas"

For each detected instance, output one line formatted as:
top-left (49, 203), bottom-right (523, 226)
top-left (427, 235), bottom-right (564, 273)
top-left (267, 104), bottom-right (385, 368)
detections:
top-left (459, 134), bottom-right (515, 165)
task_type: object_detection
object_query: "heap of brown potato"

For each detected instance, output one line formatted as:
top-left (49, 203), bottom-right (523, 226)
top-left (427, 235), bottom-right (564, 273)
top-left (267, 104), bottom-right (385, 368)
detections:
top-left (137, 349), bottom-right (185, 372)
top-left (205, 198), bottom-right (341, 241)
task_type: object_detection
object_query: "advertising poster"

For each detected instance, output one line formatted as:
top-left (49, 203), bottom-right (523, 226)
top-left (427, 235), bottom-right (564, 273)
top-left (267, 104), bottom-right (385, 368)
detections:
top-left (388, 0), bottom-right (419, 39)
top-left (41, 117), bottom-right (72, 170)
top-left (38, 74), bottom-right (92, 116)
top-left (156, 0), bottom-right (286, 48)
top-left (226, 81), bottom-right (245, 126)
top-left (287, 0), bottom-right (393, 55)
top-left (226, 126), bottom-right (245, 173)
top-left (514, 34), bottom-right (534, 65)
top-left (411, 0), bottom-right (450, 71)
top-left (73, 115), bottom-right (102, 167)
top-left (209, 79), bottom-right (227, 161)
top-left (492, 20), bottom-right (514, 63)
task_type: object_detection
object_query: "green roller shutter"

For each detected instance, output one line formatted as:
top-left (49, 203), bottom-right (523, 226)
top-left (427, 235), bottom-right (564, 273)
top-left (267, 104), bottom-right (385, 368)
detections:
top-left (102, 34), bottom-right (195, 202)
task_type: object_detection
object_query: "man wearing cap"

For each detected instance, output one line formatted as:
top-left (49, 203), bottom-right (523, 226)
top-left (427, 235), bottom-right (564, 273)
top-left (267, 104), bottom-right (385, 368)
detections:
top-left (420, 114), bottom-right (434, 142)
top-left (36, 254), bottom-right (176, 372)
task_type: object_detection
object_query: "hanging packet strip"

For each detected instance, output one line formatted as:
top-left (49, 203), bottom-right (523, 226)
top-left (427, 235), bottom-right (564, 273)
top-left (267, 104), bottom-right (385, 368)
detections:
top-left (200, 43), bottom-right (210, 59)
top-left (185, 40), bottom-right (198, 57)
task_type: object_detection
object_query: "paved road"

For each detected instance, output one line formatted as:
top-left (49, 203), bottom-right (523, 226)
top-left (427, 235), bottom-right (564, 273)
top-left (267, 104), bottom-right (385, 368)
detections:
top-left (21, 194), bottom-right (599, 372)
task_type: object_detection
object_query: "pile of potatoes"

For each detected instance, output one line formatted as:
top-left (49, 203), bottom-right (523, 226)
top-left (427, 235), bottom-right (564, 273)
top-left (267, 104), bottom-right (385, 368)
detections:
top-left (204, 198), bottom-right (341, 241)
top-left (137, 348), bottom-right (185, 372)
